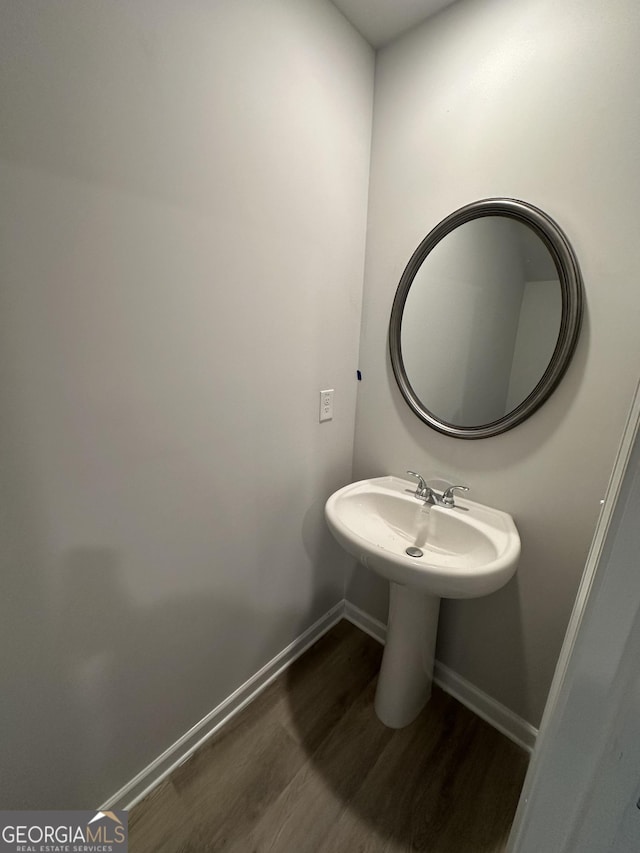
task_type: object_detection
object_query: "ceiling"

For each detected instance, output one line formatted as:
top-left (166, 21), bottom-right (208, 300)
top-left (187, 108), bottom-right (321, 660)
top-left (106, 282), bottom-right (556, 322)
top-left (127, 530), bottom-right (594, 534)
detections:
top-left (331, 0), bottom-right (459, 48)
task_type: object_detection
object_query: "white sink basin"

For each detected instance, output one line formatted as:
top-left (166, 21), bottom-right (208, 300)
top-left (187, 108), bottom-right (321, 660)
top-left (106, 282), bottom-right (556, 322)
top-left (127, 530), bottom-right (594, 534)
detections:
top-left (325, 475), bottom-right (521, 728)
top-left (325, 475), bottom-right (520, 598)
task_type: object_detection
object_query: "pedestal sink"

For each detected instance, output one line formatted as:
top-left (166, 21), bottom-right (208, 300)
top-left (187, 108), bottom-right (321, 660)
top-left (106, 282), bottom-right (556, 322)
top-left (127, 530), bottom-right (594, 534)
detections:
top-left (325, 475), bottom-right (520, 728)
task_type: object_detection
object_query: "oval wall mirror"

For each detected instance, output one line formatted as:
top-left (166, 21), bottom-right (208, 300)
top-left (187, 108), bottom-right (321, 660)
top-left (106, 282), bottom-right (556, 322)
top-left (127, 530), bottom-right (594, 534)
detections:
top-left (389, 198), bottom-right (584, 439)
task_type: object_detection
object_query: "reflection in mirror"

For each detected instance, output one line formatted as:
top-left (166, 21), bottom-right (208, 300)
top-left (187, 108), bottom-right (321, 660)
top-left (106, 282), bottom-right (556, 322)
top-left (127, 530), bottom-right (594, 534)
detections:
top-left (389, 198), bottom-right (583, 439)
top-left (400, 218), bottom-right (562, 427)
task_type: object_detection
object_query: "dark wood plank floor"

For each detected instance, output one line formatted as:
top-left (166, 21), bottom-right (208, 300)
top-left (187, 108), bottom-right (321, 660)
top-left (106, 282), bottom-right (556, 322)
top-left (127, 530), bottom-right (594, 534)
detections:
top-left (129, 621), bottom-right (528, 852)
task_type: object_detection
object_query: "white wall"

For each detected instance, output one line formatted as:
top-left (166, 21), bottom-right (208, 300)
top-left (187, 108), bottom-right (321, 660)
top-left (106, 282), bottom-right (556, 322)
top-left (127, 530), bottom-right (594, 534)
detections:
top-left (351, 0), bottom-right (640, 727)
top-left (509, 388), bottom-right (640, 852)
top-left (0, 0), bottom-right (373, 807)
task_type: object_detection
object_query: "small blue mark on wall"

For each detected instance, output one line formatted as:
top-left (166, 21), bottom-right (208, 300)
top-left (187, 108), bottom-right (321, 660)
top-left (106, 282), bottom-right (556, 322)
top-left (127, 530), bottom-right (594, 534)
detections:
top-left (357, 370), bottom-right (362, 381)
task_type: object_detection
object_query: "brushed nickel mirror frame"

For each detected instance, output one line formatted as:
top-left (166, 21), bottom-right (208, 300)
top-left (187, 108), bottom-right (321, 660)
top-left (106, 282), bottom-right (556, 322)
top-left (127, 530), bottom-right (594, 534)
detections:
top-left (389, 198), bottom-right (584, 439)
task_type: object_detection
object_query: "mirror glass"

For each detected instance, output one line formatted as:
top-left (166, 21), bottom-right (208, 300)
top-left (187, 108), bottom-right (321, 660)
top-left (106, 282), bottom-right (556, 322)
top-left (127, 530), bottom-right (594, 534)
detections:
top-left (389, 199), bottom-right (583, 438)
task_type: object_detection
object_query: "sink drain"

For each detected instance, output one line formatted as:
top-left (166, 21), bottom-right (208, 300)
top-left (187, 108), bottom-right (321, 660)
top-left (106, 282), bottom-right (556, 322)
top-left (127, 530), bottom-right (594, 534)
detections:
top-left (406, 546), bottom-right (423, 558)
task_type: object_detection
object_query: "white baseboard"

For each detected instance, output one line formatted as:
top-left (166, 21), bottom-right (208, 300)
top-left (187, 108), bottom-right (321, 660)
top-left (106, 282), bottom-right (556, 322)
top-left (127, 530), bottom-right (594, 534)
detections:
top-left (344, 601), bottom-right (538, 754)
top-left (433, 661), bottom-right (538, 753)
top-left (102, 598), bottom-right (536, 811)
top-left (344, 600), bottom-right (387, 644)
top-left (101, 600), bottom-right (345, 811)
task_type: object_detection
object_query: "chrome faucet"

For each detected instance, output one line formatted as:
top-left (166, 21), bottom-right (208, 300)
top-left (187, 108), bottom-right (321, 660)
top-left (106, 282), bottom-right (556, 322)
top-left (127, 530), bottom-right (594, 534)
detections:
top-left (406, 471), bottom-right (469, 508)
top-left (406, 470), bottom-right (436, 503)
top-left (441, 485), bottom-right (470, 507)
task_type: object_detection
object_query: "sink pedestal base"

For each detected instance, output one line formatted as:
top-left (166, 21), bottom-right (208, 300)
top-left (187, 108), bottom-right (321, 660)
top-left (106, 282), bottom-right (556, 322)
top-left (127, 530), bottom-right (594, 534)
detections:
top-left (374, 582), bottom-right (440, 729)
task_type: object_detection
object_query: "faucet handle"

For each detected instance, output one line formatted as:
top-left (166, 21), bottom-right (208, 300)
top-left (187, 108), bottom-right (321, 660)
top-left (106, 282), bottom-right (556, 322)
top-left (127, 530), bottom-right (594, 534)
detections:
top-left (441, 485), bottom-right (469, 507)
top-left (406, 470), bottom-right (427, 492)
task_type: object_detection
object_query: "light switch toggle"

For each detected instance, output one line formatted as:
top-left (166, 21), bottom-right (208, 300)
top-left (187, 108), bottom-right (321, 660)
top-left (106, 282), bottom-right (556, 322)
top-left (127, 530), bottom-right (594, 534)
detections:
top-left (319, 389), bottom-right (334, 422)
